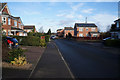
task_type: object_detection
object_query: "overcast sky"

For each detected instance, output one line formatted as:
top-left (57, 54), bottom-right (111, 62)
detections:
top-left (6, 2), bottom-right (118, 32)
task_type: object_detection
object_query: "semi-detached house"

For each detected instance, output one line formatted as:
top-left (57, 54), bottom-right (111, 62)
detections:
top-left (74, 23), bottom-right (100, 37)
top-left (0, 3), bottom-right (27, 36)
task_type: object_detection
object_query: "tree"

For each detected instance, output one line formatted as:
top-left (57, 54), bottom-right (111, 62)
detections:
top-left (68, 33), bottom-right (72, 39)
top-left (39, 26), bottom-right (44, 33)
top-left (47, 29), bottom-right (51, 35)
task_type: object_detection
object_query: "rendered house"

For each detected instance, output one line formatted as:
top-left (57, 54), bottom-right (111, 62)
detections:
top-left (0, 3), bottom-right (27, 36)
top-left (110, 18), bottom-right (120, 39)
top-left (74, 23), bottom-right (100, 37)
top-left (24, 25), bottom-right (36, 33)
top-left (64, 27), bottom-right (74, 38)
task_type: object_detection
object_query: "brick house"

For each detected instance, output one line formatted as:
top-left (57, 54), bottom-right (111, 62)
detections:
top-left (24, 25), bottom-right (36, 33)
top-left (64, 27), bottom-right (74, 38)
top-left (0, 3), bottom-right (27, 36)
top-left (74, 23), bottom-right (100, 37)
top-left (110, 18), bottom-right (120, 39)
top-left (56, 29), bottom-right (64, 37)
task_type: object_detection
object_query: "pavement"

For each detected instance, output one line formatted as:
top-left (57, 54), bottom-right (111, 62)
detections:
top-left (55, 39), bottom-right (120, 78)
top-left (30, 41), bottom-right (73, 78)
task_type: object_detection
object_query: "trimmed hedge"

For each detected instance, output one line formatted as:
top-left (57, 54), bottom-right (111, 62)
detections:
top-left (104, 39), bottom-right (120, 47)
top-left (45, 35), bottom-right (50, 42)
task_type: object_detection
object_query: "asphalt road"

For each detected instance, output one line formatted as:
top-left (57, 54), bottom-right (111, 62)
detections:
top-left (54, 39), bottom-right (120, 78)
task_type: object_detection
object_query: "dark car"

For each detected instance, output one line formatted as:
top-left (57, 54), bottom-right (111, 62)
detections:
top-left (102, 37), bottom-right (115, 44)
top-left (5, 37), bottom-right (19, 49)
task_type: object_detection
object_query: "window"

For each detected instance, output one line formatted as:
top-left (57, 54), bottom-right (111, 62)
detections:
top-left (18, 23), bottom-right (21, 29)
top-left (91, 28), bottom-right (96, 31)
top-left (8, 18), bottom-right (11, 25)
top-left (14, 20), bottom-right (17, 26)
top-left (79, 28), bottom-right (83, 31)
top-left (116, 21), bottom-right (119, 28)
top-left (86, 28), bottom-right (88, 31)
top-left (2, 17), bottom-right (6, 25)
top-left (93, 34), bottom-right (98, 37)
top-left (86, 33), bottom-right (89, 37)
top-left (79, 33), bottom-right (83, 37)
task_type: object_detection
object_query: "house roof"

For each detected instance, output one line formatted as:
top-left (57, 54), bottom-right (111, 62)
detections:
top-left (24, 25), bottom-right (35, 29)
top-left (1, 3), bottom-right (11, 15)
top-left (75, 23), bottom-right (97, 27)
top-left (0, 3), bottom-right (7, 11)
top-left (64, 27), bottom-right (74, 30)
top-left (114, 18), bottom-right (120, 22)
top-left (57, 29), bottom-right (63, 31)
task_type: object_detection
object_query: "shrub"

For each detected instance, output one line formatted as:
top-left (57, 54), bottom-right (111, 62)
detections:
top-left (45, 35), bottom-right (50, 42)
top-left (20, 36), bottom-right (40, 46)
top-left (8, 48), bottom-right (25, 62)
top-left (11, 56), bottom-right (27, 66)
top-left (40, 39), bottom-right (46, 47)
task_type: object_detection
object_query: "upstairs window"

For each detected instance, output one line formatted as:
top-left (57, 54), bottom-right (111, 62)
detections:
top-left (91, 28), bottom-right (96, 31)
top-left (79, 28), bottom-right (83, 31)
top-left (14, 20), bottom-right (17, 26)
top-left (8, 18), bottom-right (11, 25)
top-left (86, 28), bottom-right (88, 31)
top-left (2, 17), bottom-right (6, 25)
top-left (18, 23), bottom-right (21, 29)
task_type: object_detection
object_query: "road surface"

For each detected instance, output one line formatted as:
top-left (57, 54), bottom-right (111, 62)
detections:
top-left (54, 39), bottom-right (120, 78)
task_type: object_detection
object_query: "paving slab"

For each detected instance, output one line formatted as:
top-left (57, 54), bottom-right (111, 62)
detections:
top-left (30, 41), bottom-right (73, 78)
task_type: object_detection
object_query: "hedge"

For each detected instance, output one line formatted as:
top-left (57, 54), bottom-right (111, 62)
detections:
top-left (104, 39), bottom-right (120, 47)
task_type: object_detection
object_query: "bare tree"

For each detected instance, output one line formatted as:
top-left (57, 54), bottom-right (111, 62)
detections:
top-left (106, 25), bottom-right (111, 32)
top-left (38, 26), bottom-right (44, 33)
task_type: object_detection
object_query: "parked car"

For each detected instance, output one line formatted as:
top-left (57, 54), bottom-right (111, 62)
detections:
top-left (103, 37), bottom-right (115, 41)
top-left (50, 35), bottom-right (56, 40)
top-left (102, 37), bottom-right (115, 44)
top-left (4, 37), bottom-right (19, 49)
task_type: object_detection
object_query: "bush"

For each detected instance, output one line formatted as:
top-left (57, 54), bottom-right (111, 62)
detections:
top-left (20, 36), bottom-right (40, 46)
top-left (8, 48), bottom-right (25, 62)
top-left (11, 56), bottom-right (27, 66)
top-left (45, 35), bottom-right (50, 42)
top-left (104, 39), bottom-right (120, 47)
top-left (40, 39), bottom-right (46, 47)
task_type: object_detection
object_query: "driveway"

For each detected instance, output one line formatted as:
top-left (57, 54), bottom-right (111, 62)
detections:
top-left (54, 39), bottom-right (120, 78)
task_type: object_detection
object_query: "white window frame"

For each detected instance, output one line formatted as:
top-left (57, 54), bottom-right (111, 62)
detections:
top-left (93, 34), bottom-right (98, 37)
top-left (8, 18), bottom-right (11, 25)
top-left (79, 28), bottom-right (83, 31)
top-left (91, 28), bottom-right (96, 31)
top-left (18, 23), bottom-right (21, 29)
top-left (86, 28), bottom-right (88, 31)
top-left (14, 20), bottom-right (17, 26)
top-left (79, 33), bottom-right (83, 37)
top-left (2, 17), bottom-right (6, 25)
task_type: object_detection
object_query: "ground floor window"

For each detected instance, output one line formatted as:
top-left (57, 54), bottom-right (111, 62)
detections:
top-left (79, 33), bottom-right (83, 37)
top-left (93, 34), bottom-right (98, 37)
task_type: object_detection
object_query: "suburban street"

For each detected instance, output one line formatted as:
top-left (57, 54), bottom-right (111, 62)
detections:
top-left (54, 39), bottom-right (120, 78)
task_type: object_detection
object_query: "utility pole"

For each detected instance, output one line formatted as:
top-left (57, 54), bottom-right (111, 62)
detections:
top-left (85, 17), bottom-right (87, 23)
top-left (118, 1), bottom-right (120, 19)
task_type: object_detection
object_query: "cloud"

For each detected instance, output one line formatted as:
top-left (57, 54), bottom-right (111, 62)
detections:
top-left (82, 8), bottom-right (94, 14)
top-left (71, 3), bottom-right (84, 11)
top-left (90, 13), bottom-right (117, 32)
top-left (58, 19), bottom-right (75, 27)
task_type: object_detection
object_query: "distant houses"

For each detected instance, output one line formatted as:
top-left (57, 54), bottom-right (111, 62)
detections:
top-left (57, 23), bottom-right (100, 38)
top-left (110, 18), bottom-right (120, 39)
top-left (64, 27), bottom-right (74, 38)
top-left (24, 25), bottom-right (36, 33)
top-left (0, 3), bottom-right (36, 36)
top-left (74, 23), bottom-right (100, 37)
